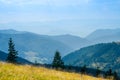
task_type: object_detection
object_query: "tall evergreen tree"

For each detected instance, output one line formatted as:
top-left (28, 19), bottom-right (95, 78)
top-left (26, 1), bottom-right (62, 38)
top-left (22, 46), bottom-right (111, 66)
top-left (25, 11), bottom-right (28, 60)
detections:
top-left (108, 68), bottom-right (112, 76)
top-left (81, 65), bottom-right (86, 74)
top-left (6, 38), bottom-right (18, 63)
top-left (113, 71), bottom-right (118, 80)
top-left (96, 67), bottom-right (101, 77)
top-left (52, 51), bottom-right (64, 69)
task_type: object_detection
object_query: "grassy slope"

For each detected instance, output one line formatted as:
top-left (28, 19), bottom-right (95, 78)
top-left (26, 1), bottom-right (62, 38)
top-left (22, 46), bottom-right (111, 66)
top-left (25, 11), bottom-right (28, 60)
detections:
top-left (0, 62), bottom-right (111, 80)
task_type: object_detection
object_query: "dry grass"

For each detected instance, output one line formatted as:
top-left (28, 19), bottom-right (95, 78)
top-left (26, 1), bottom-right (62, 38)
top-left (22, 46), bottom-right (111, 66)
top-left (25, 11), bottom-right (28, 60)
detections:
top-left (0, 62), bottom-right (112, 80)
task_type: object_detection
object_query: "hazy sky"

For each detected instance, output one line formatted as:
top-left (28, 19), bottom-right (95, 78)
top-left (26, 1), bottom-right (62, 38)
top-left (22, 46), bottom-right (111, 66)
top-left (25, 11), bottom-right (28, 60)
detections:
top-left (0, 0), bottom-right (120, 37)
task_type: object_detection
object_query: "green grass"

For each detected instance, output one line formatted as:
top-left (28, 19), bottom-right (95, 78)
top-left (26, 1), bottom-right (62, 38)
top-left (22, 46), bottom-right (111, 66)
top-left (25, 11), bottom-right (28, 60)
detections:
top-left (0, 62), bottom-right (112, 80)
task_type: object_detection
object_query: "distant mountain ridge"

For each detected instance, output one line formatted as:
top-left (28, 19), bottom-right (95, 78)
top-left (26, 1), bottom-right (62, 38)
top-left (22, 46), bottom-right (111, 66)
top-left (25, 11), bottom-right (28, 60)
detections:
top-left (1, 28), bottom-right (120, 64)
top-left (52, 34), bottom-right (90, 50)
top-left (0, 29), bottom-right (27, 34)
top-left (0, 29), bottom-right (88, 63)
top-left (63, 42), bottom-right (120, 75)
top-left (0, 31), bottom-right (71, 63)
top-left (86, 28), bottom-right (120, 43)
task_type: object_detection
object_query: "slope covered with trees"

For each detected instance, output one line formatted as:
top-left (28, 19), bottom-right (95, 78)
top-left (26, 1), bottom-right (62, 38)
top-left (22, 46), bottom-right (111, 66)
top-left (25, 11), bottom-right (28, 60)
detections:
top-left (63, 42), bottom-right (120, 76)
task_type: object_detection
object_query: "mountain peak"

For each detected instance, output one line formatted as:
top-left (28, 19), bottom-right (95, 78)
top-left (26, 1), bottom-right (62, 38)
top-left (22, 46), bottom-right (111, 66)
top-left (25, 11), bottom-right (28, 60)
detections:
top-left (86, 28), bottom-right (120, 40)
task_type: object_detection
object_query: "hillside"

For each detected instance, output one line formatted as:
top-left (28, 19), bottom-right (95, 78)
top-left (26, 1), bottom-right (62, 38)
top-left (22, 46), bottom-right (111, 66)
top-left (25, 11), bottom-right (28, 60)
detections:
top-left (0, 51), bottom-right (32, 64)
top-left (0, 62), bottom-right (110, 80)
top-left (0, 29), bottom-right (73, 63)
top-left (63, 42), bottom-right (120, 75)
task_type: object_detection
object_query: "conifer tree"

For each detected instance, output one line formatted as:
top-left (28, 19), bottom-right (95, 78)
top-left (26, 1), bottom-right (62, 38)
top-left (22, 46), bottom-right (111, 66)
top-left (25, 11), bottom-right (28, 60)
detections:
top-left (81, 65), bottom-right (86, 74)
top-left (108, 68), bottom-right (112, 76)
top-left (6, 38), bottom-right (18, 63)
top-left (52, 51), bottom-right (64, 69)
top-left (113, 71), bottom-right (118, 80)
top-left (96, 67), bottom-right (101, 77)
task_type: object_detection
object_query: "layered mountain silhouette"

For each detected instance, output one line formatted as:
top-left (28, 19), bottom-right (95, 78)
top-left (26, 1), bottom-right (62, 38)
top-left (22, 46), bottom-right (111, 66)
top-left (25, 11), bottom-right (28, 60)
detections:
top-left (0, 29), bottom-right (89, 63)
top-left (1, 28), bottom-right (120, 64)
top-left (52, 34), bottom-right (90, 50)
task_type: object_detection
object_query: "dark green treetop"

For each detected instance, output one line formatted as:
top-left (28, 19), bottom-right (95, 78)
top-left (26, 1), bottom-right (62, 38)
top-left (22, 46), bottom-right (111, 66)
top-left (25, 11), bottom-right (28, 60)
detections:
top-left (52, 51), bottom-right (64, 69)
top-left (6, 38), bottom-right (18, 63)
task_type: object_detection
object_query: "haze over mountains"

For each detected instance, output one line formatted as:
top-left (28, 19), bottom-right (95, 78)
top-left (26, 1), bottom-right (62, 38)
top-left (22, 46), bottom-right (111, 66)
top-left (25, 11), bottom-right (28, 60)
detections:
top-left (0, 50), bottom-right (32, 64)
top-left (0, 30), bottom-right (72, 63)
top-left (86, 28), bottom-right (120, 43)
top-left (0, 28), bottom-right (120, 64)
top-left (52, 34), bottom-right (90, 50)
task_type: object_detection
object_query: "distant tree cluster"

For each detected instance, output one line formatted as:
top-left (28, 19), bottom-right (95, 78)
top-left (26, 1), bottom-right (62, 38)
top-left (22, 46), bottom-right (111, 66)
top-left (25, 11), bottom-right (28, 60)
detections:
top-left (105, 69), bottom-right (119, 80)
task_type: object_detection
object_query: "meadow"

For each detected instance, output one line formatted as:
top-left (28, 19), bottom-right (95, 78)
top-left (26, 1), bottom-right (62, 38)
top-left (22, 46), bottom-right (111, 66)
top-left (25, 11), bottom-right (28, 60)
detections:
top-left (0, 62), bottom-right (112, 80)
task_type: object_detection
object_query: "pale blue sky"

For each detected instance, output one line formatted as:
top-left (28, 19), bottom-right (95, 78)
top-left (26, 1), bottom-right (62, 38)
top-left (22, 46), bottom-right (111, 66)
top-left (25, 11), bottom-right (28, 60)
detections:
top-left (0, 0), bottom-right (120, 37)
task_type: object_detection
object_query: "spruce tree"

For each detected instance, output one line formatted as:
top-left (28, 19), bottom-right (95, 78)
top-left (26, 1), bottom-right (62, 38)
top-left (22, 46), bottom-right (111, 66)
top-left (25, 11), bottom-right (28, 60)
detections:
top-left (96, 67), bottom-right (101, 77)
top-left (6, 38), bottom-right (18, 63)
top-left (52, 51), bottom-right (64, 69)
top-left (113, 71), bottom-right (118, 80)
top-left (81, 65), bottom-right (86, 74)
top-left (108, 68), bottom-right (112, 76)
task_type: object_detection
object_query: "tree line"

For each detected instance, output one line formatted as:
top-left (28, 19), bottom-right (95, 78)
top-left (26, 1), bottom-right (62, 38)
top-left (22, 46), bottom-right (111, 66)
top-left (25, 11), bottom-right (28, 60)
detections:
top-left (6, 38), bottom-right (119, 80)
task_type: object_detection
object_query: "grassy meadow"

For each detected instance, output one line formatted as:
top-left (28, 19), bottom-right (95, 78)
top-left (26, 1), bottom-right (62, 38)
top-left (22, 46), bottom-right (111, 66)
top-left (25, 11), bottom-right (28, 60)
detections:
top-left (0, 62), bottom-right (112, 80)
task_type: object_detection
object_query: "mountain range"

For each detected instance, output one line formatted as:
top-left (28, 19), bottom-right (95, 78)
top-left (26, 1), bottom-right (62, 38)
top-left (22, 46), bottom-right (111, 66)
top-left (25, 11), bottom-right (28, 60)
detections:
top-left (0, 29), bottom-right (89, 63)
top-left (0, 31), bottom-right (70, 63)
top-left (0, 28), bottom-right (120, 64)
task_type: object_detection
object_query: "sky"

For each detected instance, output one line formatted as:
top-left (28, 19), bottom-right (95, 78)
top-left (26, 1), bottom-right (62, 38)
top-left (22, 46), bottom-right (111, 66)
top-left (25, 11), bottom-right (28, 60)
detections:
top-left (0, 0), bottom-right (120, 37)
